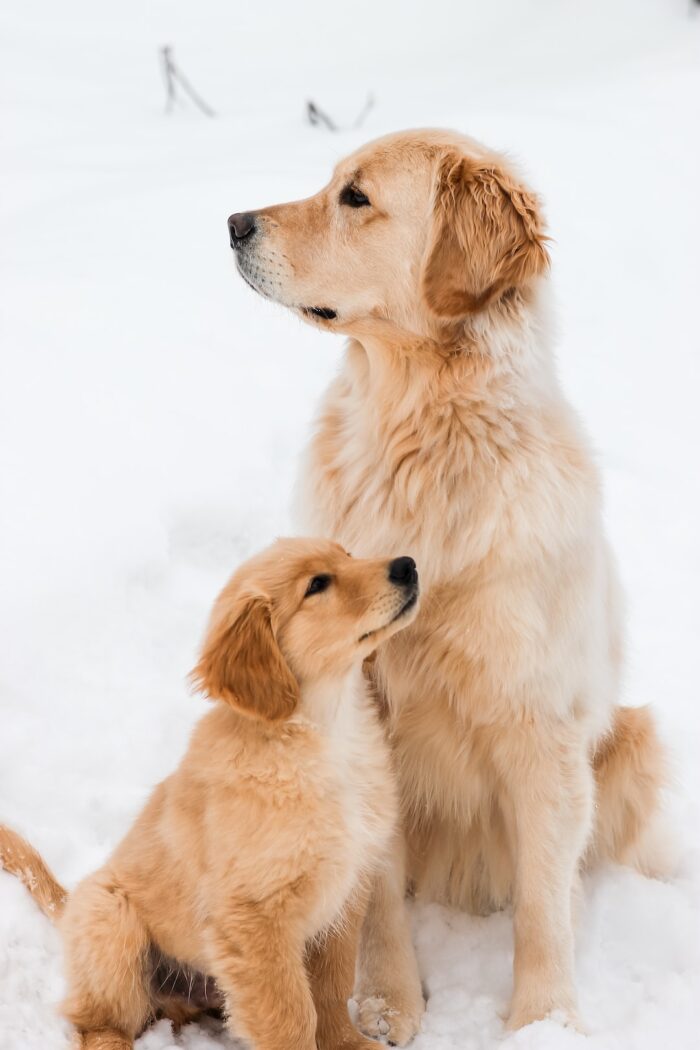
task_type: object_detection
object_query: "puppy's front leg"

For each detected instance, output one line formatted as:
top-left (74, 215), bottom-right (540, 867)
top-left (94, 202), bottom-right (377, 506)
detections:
top-left (497, 729), bottom-right (594, 1030)
top-left (355, 840), bottom-right (424, 1046)
top-left (306, 891), bottom-right (379, 1050)
top-left (209, 914), bottom-right (317, 1050)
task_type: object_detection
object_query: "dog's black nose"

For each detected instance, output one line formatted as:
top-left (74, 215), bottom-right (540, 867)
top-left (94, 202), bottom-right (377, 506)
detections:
top-left (388, 556), bottom-right (418, 587)
top-left (228, 212), bottom-right (256, 247)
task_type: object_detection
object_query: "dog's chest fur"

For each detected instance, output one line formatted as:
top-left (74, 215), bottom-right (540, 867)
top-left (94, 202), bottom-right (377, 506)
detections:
top-left (299, 326), bottom-right (598, 592)
top-left (296, 322), bottom-right (616, 833)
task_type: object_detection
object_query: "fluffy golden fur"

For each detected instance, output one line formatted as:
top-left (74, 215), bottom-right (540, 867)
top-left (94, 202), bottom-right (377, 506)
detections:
top-left (0, 538), bottom-right (420, 1050)
top-left (228, 129), bottom-right (670, 1035)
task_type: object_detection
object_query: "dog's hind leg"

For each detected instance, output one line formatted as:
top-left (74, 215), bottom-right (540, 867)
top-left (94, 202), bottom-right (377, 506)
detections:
top-left (61, 872), bottom-right (152, 1049)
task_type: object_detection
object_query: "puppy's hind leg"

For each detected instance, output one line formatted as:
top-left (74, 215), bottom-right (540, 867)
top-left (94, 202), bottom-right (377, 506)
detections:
top-left (77, 1032), bottom-right (133, 1050)
top-left (61, 873), bottom-right (153, 1049)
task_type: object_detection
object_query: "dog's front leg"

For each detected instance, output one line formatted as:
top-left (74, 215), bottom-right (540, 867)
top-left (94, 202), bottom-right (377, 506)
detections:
top-left (497, 728), bottom-right (594, 1030)
top-left (209, 915), bottom-right (317, 1050)
top-left (355, 836), bottom-right (424, 1046)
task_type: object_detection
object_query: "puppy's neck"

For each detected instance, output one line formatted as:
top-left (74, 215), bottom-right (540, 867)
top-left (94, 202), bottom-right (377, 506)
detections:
top-left (295, 664), bottom-right (364, 735)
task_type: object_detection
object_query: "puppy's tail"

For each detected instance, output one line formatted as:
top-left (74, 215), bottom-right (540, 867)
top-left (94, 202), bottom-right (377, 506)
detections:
top-left (589, 705), bottom-right (676, 877)
top-left (0, 824), bottom-right (67, 922)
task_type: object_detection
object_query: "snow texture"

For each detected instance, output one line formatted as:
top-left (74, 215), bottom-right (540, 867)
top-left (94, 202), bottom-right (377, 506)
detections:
top-left (1, 1), bottom-right (699, 1048)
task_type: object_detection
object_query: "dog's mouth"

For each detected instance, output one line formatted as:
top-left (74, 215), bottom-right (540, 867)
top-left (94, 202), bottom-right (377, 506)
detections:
top-left (301, 306), bottom-right (337, 321)
top-left (393, 589), bottom-right (419, 621)
top-left (359, 588), bottom-right (419, 642)
top-left (235, 261), bottom-right (270, 301)
top-left (236, 261), bottom-right (337, 322)
top-left (238, 269), bottom-right (260, 294)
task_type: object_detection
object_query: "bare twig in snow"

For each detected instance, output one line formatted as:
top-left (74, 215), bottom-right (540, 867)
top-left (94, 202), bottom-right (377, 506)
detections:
top-left (306, 94), bottom-right (375, 132)
top-left (160, 46), bottom-right (216, 118)
top-left (353, 93), bottom-right (375, 129)
top-left (307, 100), bottom-right (337, 131)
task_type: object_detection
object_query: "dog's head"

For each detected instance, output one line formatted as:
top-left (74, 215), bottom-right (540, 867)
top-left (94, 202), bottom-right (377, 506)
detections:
top-left (227, 129), bottom-right (548, 337)
top-left (191, 538), bottom-right (419, 722)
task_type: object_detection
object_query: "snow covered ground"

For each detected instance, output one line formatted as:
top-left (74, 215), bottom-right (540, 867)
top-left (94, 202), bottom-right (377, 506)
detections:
top-left (1, 1), bottom-right (699, 1047)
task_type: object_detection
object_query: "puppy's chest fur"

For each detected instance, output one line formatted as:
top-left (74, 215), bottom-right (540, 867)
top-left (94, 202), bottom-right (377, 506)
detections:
top-left (295, 671), bottom-right (397, 933)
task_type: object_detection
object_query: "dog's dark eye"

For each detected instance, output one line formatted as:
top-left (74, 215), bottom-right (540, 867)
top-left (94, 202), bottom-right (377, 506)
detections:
top-left (305, 574), bottom-right (332, 597)
top-left (339, 184), bottom-right (370, 208)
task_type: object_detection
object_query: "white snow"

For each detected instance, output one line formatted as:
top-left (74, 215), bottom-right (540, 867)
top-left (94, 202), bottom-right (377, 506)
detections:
top-left (1, 0), bottom-right (699, 1047)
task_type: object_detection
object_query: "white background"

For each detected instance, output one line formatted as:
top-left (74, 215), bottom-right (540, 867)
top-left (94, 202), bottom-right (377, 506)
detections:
top-left (1, 1), bottom-right (699, 1047)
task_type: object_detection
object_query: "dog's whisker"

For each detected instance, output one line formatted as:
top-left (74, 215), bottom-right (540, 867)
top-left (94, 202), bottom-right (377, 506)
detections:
top-left (157, 966), bottom-right (174, 994)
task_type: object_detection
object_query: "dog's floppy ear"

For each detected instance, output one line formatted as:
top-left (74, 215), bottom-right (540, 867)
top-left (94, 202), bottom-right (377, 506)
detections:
top-left (421, 150), bottom-right (549, 319)
top-left (191, 592), bottom-right (298, 722)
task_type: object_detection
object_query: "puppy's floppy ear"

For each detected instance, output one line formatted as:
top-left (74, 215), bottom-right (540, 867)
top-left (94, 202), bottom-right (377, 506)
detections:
top-left (191, 592), bottom-right (298, 722)
top-left (420, 150), bottom-right (549, 319)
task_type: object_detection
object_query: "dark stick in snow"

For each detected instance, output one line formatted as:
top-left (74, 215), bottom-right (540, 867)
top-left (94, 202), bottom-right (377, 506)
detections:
top-left (160, 47), bottom-right (216, 118)
top-left (306, 100), bottom-right (337, 131)
top-left (306, 94), bottom-right (375, 132)
top-left (353, 93), bottom-right (375, 129)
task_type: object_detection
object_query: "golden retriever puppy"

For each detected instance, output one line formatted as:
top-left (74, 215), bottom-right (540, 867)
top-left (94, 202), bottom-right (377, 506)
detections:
top-left (0, 538), bottom-right (420, 1050)
top-left (226, 130), bottom-right (669, 1035)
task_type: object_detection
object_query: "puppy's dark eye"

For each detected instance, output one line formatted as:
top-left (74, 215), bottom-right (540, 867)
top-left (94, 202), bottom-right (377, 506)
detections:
top-left (305, 574), bottom-right (332, 597)
top-left (339, 184), bottom-right (370, 208)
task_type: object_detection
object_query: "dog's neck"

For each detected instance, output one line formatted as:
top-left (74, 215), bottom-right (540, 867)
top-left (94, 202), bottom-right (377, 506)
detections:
top-left (295, 664), bottom-right (365, 735)
top-left (347, 280), bottom-right (559, 415)
top-left (299, 278), bottom-right (573, 587)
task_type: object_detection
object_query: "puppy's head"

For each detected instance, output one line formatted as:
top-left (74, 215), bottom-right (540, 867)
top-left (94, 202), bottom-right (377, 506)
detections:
top-left (227, 129), bottom-right (548, 337)
top-left (191, 538), bottom-right (419, 722)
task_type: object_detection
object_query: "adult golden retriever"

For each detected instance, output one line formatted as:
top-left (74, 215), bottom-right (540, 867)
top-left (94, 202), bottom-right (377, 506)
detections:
top-left (227, 129), bottom-right (669, 1035)
top-left (0, 539), bottom-right (420, 1050)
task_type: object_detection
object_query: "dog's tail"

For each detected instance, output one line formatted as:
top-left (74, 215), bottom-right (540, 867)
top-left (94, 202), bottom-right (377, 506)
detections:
top-left (590, 705), bottom-right (676, 877)
top-left (0, 824), bottom-right (67, 922)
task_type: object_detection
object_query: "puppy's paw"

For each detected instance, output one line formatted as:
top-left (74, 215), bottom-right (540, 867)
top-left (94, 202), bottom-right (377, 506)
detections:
top-left (356, 994), bottom-right (423, 1046)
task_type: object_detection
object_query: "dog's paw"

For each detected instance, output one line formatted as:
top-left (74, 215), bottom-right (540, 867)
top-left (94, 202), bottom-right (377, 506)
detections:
top-left (341, 1038), bottom-right (384, 1050)
top-left (356, 995), bottom-right (423, 1046)
top-left (505, 996), bottom-right (582, 1033)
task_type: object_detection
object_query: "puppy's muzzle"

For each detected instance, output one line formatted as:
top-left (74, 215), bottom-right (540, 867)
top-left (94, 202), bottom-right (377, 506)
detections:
top-left (388, 556), bottom-right (418, 590)
top-left (228, 212), bottom-right (256, 249)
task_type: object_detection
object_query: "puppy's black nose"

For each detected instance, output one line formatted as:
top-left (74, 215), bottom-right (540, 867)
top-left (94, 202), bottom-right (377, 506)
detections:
top-left (388, 556), bottom-right (418, 587)
top-left (228, 212), bottom-right (256, 247)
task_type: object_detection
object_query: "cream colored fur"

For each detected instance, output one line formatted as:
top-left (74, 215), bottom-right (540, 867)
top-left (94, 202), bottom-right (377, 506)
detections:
top-left (226, 129), bottom-right (670, 1035)
top-left (1, 539), bottom-right (421, 1050)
